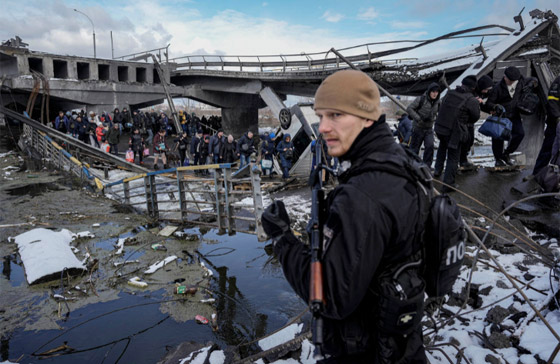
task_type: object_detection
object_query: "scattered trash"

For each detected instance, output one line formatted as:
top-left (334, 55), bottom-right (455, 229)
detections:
top-left (195, 315), bottom-right (209, 324)
top-left (151, 243), bottom-right (167, 251)
top-left (211, 313), bottom-right (218, 331)
top-left (123, 237), bottom-right (138, 245)
top-left (200, 262), bottom-right (214, 278)
top-left (114, 238), bottom-right (125, 255)
top-left (174, 231), bottom-right (198, 241)
top-left (200, 298), bottom-right (216, 303)
top-left (144, 256), bottom-right (177, 274)
top-left (113, 260), bottom-right (139, 267)
top-left (92, 223), bottom-right (101, 228)
top-left (158, 225), bottom-right (179, 237)
top-left (128, 276), bottom-right (148, 288)
top-left (174, 285), bottom-right (197, 295)
top-left (73, 231), bottom-right (95, 239)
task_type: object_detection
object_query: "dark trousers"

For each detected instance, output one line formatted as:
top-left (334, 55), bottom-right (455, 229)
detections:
top-left (533, 120), bottom-right (558, 175)
top-left (459, 125), bottom-right (475, 165)
top-left (435, 133), bottom-right (460, 187)
top-left (109, 144), bottom-right (119, 156)
top-left (179, 149), bottom-right (187, 166)
top-left (410, 127), bottom-right (434, 167)
top-left (492, 118), bottom-right (524, 161)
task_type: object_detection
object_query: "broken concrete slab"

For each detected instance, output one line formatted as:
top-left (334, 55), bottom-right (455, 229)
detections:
top-left (11, 228), bottom-right (86, 284)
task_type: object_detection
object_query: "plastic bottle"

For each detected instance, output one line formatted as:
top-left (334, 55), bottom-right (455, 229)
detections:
top-left (174, 285), bottom-right (197, 295)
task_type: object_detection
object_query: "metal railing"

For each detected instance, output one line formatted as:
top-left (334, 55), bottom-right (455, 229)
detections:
top-left (114, 44), bottom-right (170, 63)
top-left (169, 25), bottom-right (512, 73)
top-left (19, 119), bottom-right (266, 240)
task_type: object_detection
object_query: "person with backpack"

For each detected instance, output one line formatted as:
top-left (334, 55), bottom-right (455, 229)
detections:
top-left (406, 82), bottom-right (441, 168)
top-left (434, 75), bottom-right (481, 192)
top-left (393, 109), bottom-right (413, 145)
top-left (276, 133), bottom-right (294, 179)
top-left (55, 110), bottom-right (69, 133)
top-left (485, 66), bottom-right (526, 166)
top-left (260, 131), bottom-right (275, 176)
top-left (236, 131), bottom-right (255, 169)
top-left (261, 70), bottom-right (429, 363)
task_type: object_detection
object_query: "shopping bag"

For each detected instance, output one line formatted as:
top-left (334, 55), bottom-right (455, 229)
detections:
top-left (478, 115), bottom-right (512, 141)
top-left (143, 148), bottom-right (150, 157)
top-left (261, 159), bottom-right (273, 169)
top-left (125, 150), bottom-right (134, 163)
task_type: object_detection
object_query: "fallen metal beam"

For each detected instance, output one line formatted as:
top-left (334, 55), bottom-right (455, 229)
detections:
top-left (0, 106), bottom-right (149, 173)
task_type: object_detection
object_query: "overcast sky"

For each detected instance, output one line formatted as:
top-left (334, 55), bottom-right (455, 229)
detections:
top-left (1, 0), bottom-right (559, 60)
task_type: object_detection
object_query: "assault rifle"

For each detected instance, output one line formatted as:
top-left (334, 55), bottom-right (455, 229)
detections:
top-left (309, 135), bottom-right (334, 359)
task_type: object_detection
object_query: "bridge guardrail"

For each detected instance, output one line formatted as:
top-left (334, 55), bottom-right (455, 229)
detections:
top-left (168, 25), bottom-right (512, 73)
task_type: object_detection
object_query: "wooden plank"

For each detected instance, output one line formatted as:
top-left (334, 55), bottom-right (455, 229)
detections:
top-left (158, 225), bottom-right (179, 237)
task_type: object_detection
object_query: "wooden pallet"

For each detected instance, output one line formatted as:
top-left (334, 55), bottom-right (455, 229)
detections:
top-left (234, 183), bottom-right (252, 191)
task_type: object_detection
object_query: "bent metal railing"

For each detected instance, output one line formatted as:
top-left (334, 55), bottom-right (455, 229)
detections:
top-left (16, 114), bottom-right (266, 241)
top-left (169, 25), bottom-right (513, 73)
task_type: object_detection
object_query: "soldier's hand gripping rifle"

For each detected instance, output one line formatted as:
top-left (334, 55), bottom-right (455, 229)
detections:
top-left (309, 135), bottom-right (334, 359)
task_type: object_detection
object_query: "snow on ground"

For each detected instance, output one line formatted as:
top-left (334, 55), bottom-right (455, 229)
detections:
top-left (9, 228), bottom-right (86, 284)
top-left (259, 323), bottom-right (303, 351)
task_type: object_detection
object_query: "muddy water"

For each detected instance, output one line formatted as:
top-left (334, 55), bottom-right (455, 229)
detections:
top-left (0, 128), bottom-right (306, 363)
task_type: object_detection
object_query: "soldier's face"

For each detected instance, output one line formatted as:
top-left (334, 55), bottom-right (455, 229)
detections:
top-left (316, 109), bottom-right (373, 157)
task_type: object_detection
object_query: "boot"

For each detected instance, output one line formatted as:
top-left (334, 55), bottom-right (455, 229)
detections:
top-left (154, 164), bottom-right (159, 170)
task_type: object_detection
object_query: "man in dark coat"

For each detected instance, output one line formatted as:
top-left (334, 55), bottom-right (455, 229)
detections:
top-left (236, 131), bottom-right (255, 169)
top-left (276, 133), bottom-right (294, 179)
top-left (393, 109), bottom-right (413, 145)
top-left (219, 134), bottom-right (237, 163)
top-left (407, 82), bottom-right (441, 168)
top-left (262, 70), bottom-right (427, 363)
top-left (434, 76), bottom-right (480, 192)
top-left (209, 129), bottom-right (225, 163)
top-left (106, 123), bottom-right (120, 155)
top-left (486, 66), bottom-right (525, 166)
top-left (459, 75), bottom-right (494, 167)
top-left (190, 130), bottom-right (202, 166)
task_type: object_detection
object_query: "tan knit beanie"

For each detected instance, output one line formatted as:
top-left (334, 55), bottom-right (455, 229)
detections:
top-left (314, 70), bottom-right (381, 121)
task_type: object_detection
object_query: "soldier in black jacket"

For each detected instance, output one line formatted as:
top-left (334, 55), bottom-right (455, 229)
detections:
top-left (262, 70), bottom-right (427, 363)
top-left (434, 76), bottom-right (480, 192)
top-left (486, 66), bottom-right (525, 166)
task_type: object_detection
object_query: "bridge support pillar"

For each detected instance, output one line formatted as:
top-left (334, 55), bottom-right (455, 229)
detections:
top-left (221, 107), bottom-right (258, 138)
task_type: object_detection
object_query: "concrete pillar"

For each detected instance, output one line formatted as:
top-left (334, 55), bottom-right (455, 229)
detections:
top-left (68, 60), bottom-right (78, 80)
top-left (43, 56), bottom-right (54, 79)
top-left (91, 61), bottom-right (99, 80)
top-left (221, 107), bottom-right (258, 138)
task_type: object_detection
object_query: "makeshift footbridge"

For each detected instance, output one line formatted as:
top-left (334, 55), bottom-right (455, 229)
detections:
top-left (4, 107), bottom-right (267, 241)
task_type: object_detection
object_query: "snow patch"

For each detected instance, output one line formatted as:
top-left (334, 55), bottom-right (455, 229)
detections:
top-left (259, 323), bottom-right (303, 351)
top-left (12, 228), bottom-right (86, 284)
